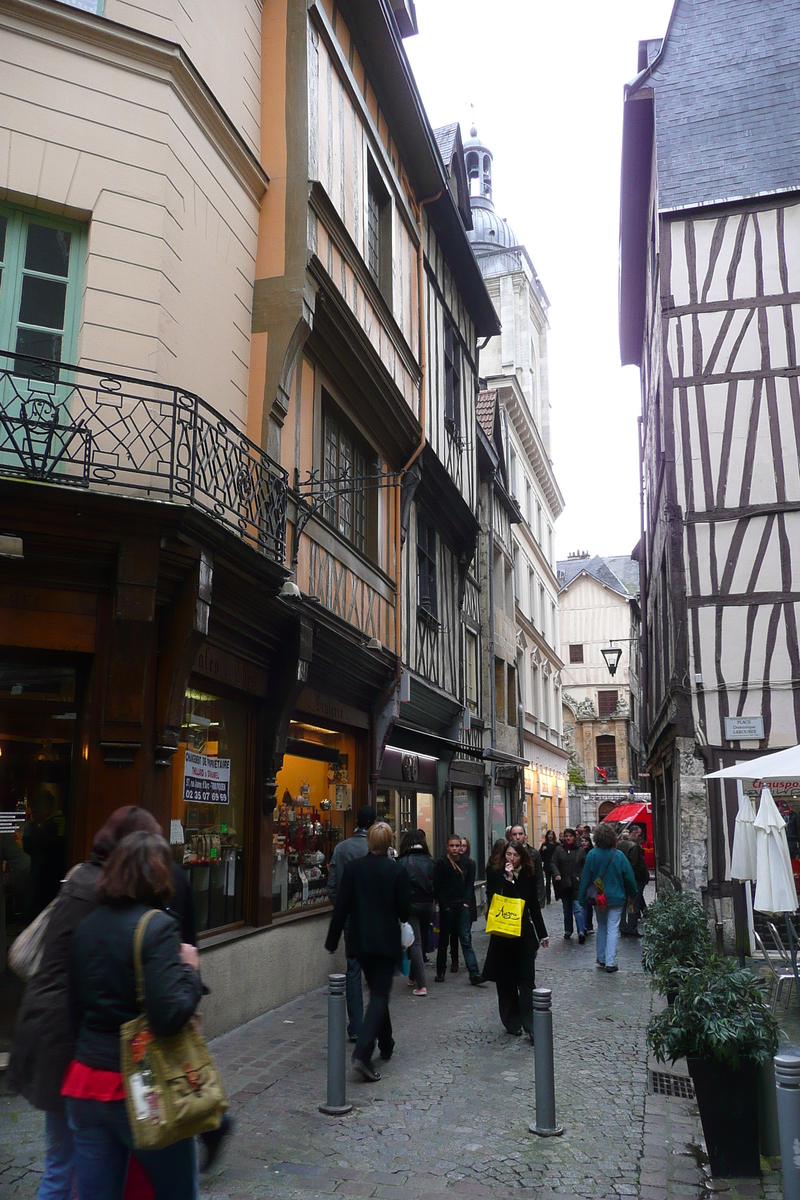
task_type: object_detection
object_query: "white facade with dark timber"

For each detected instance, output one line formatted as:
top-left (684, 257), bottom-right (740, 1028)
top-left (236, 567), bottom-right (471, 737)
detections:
top-left (620, 0), bottom-right (800, 942)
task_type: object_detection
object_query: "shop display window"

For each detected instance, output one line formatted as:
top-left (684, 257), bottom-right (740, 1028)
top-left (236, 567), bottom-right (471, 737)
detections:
top-left (272, 721), bottom-right (358, 916)
top-left (453, 788), bottom-right (479, 860)
top-left (173, 687), bottom-right (248, 934)
top-left (375, 789), bottom-right (434, 847)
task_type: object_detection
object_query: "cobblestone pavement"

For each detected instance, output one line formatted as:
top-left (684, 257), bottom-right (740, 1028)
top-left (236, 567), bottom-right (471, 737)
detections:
top-left (0, 913), bottom-right (785, 1200)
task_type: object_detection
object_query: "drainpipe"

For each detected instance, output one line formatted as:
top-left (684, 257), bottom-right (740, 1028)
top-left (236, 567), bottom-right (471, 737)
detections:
top-left (488, 470), bottom-right (497, 851)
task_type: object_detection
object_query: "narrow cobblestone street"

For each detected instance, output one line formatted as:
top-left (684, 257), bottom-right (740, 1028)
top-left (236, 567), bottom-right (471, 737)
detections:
top-left (0, 915), bottom-right (784, 1200)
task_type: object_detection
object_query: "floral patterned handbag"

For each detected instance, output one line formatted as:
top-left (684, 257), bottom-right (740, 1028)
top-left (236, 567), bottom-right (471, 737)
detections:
top-left (120, 910), bottom-right (227, 1151)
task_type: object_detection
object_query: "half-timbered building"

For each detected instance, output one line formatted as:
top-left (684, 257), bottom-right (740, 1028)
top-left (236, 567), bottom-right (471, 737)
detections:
top-left (620, 0), bottom-right (800, 941)
top-left (467, 131), bottom-right (568, 850)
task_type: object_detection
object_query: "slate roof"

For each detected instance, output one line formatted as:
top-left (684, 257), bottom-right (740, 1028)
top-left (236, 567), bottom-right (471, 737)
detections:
top-left (434, 123), bottom-right (459, 170)
top-left (556, 554), bottom-right (639, 599)
top-left (632, 0), bottom-right (800, 212)
top-left (476, 388), bottom-right (497, 438)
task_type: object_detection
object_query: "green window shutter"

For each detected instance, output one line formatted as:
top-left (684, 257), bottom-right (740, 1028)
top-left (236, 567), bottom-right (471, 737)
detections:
top-left (0, 204), bottom-right (86, 378)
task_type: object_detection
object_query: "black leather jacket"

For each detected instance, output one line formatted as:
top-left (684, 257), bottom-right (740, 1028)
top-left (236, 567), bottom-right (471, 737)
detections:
top-left (399, 847), bottom-right (436, 906)
top-left (70, 902), bottom-right (203, 1072)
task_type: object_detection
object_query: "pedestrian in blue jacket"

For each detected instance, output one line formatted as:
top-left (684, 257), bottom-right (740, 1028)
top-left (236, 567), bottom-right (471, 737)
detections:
top-left (577, 823), bottom-right (637, 973)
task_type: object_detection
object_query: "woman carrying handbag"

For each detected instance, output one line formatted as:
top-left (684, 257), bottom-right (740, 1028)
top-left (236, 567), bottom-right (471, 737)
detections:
top-left (577, 823), bottom-right (638, 974)
top-left (481, 840), bottom-right (549, 1042)
top-left (63, 831), bottom-right (212, 1200)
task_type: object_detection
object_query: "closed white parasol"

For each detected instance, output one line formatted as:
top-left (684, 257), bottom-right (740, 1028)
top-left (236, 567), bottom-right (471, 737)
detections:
top-left (730, 791), bottom-right (758, 882)
top-left (753, 787), bottom-right (798, 915)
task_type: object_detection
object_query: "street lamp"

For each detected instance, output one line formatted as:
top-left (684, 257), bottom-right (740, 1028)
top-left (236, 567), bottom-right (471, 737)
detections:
top-left (600, 643), bottom-right (623, 677)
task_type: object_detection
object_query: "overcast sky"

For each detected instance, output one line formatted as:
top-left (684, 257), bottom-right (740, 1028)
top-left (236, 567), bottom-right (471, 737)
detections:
top-left (406, 0), bottom-right (675, 562)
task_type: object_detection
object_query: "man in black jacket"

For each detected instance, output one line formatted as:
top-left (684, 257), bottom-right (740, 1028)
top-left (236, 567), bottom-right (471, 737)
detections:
top-left (619, 825), bottom-right (648, 936)
top-left (325, 822), bottom-right (411, 1082)
top-left (434, 835), bottom-right (482, 984)
top-left (327, 805), bottom-right (375, 1042)
top-left (507, 824), bottom-right (546, 908)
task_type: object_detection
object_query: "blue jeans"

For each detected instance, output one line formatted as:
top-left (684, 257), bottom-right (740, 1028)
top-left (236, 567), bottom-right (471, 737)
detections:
top-left (38, 1110), bottom-right (76, 1200)
top-left (561, 896), bottom-right (585, 936)
top-left (66, 1097), bottom-right (197, 1200)
top-left (596, 905), bottom-right (623, 967)
top-left (436, 905), bottom-right (479, 978)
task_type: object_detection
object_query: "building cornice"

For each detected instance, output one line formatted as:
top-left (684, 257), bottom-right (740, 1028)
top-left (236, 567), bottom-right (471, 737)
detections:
top-left (1, 0), bottom-right (269, 206)
top-left (489, 376), bottom-right (564, 518)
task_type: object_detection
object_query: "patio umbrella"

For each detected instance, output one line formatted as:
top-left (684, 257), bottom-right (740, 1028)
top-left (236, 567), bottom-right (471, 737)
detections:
top-left (730, 788), bottom-right (758, 963)
top-left (705, 743), bottom-right (800, 785)
top-left (753, 787), bottom-right (800, 1007)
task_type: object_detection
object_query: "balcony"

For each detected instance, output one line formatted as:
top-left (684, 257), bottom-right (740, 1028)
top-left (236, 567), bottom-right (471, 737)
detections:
top-left (0, 353), bottom-right (288, 563)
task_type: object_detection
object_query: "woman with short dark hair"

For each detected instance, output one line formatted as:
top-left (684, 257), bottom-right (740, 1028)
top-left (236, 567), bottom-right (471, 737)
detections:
top-left (578, 824), bottom-right (638, 973)
top-left (539, 829), bottom-right (558, 905)
top-left (482, 841), bottom-right (549, 1042)
top-left (9, 806), bottom-right (161, 1200)
top-left (398, 830), bottom-right (435, 995)
top-left (63, 832), bottom-right (204, 1200)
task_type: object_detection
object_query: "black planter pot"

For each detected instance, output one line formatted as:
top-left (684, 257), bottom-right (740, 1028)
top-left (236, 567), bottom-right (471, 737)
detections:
top-left (687, 1057), bottom-right (760, 1178)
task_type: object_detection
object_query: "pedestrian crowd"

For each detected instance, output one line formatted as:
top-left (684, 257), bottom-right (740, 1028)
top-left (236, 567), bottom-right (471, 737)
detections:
top-left (324, 809), bottom-right (648, 1082)
top-left (5, 804), bottom-right (649, 1196)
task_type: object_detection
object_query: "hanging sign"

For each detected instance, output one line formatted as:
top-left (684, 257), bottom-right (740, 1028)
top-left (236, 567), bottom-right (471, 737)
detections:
top-left (182, 752), bottom-right (230, 805)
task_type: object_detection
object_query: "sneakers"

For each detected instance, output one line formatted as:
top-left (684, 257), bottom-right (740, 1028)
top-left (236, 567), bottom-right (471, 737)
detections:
top-left (412, 987), bottom-right (427, 996)
top-left (605, 964), bottom-right (619, 973)
top-left (578, 933), bottom-right (586, 944)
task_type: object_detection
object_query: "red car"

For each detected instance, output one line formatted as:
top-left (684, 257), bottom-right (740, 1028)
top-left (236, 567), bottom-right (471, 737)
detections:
top-left (601, 802), bottom-right (654, 870)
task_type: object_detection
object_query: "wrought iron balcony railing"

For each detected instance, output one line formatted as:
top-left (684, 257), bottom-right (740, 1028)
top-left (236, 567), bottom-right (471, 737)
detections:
top-left (0, 353), bottom-right (288, 563)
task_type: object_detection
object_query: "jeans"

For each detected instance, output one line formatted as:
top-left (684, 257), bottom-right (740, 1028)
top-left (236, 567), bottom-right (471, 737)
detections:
top-left (583, 902), bottom-right (594, 932)
top-left (561, 896), bottom-right (585, 936)
top-left (38, 1110), bottom-right (76, 1200)
top-left (345, 955), bottom-right (364, 1038)
top-left (596, 905), bottom-right (623, 967)
top-left (436, 905), bottom-right (479, 978)
top-left (354, 955), bottom-right (395, 1064)
top-left (407, 914), bottom-right (426, 989)
top-left (65, 1097), bottom-right (198, 1200)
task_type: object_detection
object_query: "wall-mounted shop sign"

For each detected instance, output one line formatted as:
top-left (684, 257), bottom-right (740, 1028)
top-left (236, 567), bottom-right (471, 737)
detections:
top-left (194, 643), bottom-right (268, 697)
top-left (296, 687), bottom-right (369, 730)
top-left (183, 752), bottom-right (230, 805)
top-left (724, 716), bottom-right (764, 741)
top-left (380, 746), bottom-right (438, 788)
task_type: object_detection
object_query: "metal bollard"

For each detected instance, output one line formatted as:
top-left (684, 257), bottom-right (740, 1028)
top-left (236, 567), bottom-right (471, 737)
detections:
top-left (774, 1051), bottom-right (800, 1200)
top-left (319, 974), bottom-right (353, 1115)
top-left (528, 987), bottom-right (564, 1137)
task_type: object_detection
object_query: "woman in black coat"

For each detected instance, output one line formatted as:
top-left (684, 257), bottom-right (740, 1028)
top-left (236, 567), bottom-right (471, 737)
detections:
top-left (482, 840), bottom-right (549, 1043)
top-left (8, 806), bottom-right (161, 1200)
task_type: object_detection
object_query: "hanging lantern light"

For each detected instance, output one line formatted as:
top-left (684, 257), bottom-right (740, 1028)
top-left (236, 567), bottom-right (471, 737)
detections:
top-left (600, 643), bottom-right (623, 677)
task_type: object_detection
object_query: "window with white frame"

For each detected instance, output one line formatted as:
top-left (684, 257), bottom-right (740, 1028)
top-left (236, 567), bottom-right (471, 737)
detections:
top-left (0, 204), bottom-right (85, 379)
top-left (464, 629), bottom-right (478, 713)
top-left (530, 659), bottom-right (539, 718)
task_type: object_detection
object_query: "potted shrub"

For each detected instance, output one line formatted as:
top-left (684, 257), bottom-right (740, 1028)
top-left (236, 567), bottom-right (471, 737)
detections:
top-left (647, 957), bottom-right (779, 1177)
top-left (642, 890), bottom-right (712, 997)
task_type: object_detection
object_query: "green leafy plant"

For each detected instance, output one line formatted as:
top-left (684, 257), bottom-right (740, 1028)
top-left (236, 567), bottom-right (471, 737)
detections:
top-left (642, 890), bottom-right (713, 992)
top-left (647, 957), bottom-right (779, 1068)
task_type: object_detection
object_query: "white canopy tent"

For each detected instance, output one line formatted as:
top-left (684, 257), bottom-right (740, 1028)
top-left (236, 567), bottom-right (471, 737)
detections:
top-left (705, 744), bottom-right (800, 785)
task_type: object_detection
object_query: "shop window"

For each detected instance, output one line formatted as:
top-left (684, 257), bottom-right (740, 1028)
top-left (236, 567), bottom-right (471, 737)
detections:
top-left (0, 204), bottom-right (85, 379)
top-left (598, 689), bottom-right (618, 719)
top-left (444, 318), bottom-right (461, 438)
top-left (453, 787), bottom-right (481, 872)
top-left (596, 734), bottom-right (618, 782)
top-left (322, 400), bottom-right (376, 557)
top-left (0, 662), bottom-right (75, 956)
top-left (569, 644), bottom-right (584, 664)
top-left (273, 719), bottom-right (360, 915)
top-left (464, 630), bottom-right (478, 714)
top-left (376, 788), bottom-right (434, 845)
top-left (173, 688), bottom-right (248, 934)
top-left (417, 512), bottom-right (437, 617)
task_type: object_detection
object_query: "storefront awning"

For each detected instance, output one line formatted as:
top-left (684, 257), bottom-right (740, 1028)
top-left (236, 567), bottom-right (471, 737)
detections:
top-left (483, 748), bottom-right (528, 767)
top-left (389, 722), bottom-right (485, 761)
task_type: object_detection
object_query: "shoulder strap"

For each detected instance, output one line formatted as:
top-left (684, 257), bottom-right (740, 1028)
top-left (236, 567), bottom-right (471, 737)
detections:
top-left (132, 909), bottom-right (161, 1012)
top-left (598, 849), bottom-right (616, 881)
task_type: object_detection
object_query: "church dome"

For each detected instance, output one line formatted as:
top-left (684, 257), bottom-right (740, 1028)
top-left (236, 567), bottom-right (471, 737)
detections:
top-left (469, 203), bottom-right (518, 252)
top-left (464, 125), bottom-right (518, 256)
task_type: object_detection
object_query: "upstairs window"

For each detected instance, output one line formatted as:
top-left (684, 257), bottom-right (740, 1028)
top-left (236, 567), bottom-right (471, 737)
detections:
top-left (444, 319), bottom-right (461, 438)
top-left (465, 630), bottom-right (478, 714)
top-left (417, 512), bottom-right (437, 618)
top-left (598, 690), bottom-right (618, 719)
top-left (569, 644), bottom-right (584, 664)
top-left (596, 735), bottom-right (618, 781)
top-left (322, 401), bottom-right (376, 557)
top-left (507, 663), bottom-right (517, 727)
top-left (366, 159), bottom-right (391, 302)
top-left (0, 205), bottom-right (85, 380)
top-left (57, 0), bottom-right (104, 10)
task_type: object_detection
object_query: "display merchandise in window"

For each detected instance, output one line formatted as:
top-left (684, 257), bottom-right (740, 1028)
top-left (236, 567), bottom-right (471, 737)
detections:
top-left (272, 721), bottom-right (360, 915)
top-left (172, 688), bottom-right (248, 934)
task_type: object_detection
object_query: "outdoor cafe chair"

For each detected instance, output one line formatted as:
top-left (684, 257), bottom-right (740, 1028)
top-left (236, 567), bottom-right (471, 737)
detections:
top-left (754, 930), bottom-right (796, 1014)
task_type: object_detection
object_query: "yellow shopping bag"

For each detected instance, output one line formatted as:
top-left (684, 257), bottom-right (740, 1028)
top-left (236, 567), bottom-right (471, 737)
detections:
top-left (485, 893), bottom-right (525, 938)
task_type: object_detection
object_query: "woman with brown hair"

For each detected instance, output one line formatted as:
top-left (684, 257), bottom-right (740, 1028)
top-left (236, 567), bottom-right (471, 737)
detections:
top-left (8, 806), bottom-right (161, 1200)
top-left (482, 840), bottom-right (549, 1042)
top-left (62, 831), bottom-right (204, 1200)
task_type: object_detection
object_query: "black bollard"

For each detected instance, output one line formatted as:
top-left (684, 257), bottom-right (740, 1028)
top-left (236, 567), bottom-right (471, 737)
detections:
top-left (319, 973), bottom-right (353, 1115)
top-left (529, 987), bottom-right (564, 1137)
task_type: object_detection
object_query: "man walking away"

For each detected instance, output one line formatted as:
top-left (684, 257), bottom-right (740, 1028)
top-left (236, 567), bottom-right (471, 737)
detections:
top-left (434, 835), bottom-right (482, 985)
top-left (551, 829), bottom-right (585, 942)
top-left (327, 805), bottom-right (375, 1042)
top-left (620, 826), bottom-right (648, 937)
top-left (325, 823), bottom-right (411, 1082)
top-left (507, 824), bottom-right (546, 908)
